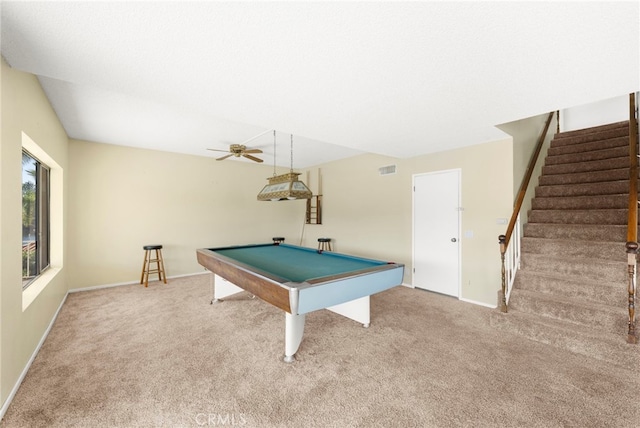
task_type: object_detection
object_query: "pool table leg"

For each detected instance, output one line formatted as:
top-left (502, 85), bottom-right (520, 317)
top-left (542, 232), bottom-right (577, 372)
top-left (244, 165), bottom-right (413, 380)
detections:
top-left (284, 312), bottom-right (306, 363)
top-left (210, 274), bottom-right (244, 304)
top-left (326, 295), bottom-right (371, 327)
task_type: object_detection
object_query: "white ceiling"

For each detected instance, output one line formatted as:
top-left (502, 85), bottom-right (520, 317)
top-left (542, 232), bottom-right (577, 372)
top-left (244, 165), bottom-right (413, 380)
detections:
top-left (1, 1), bottom-right (638, 168)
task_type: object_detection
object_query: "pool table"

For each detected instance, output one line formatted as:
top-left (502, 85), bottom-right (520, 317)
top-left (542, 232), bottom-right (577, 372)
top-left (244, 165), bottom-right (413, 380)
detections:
top-left (196, 243), bottom-right (405, 362)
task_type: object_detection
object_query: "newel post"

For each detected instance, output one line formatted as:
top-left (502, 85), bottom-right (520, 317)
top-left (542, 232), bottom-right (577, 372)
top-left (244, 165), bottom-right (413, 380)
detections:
top-left (499, 235), bottom-right (508, 313)
top-left (626, 241), bottom-right (638, 344)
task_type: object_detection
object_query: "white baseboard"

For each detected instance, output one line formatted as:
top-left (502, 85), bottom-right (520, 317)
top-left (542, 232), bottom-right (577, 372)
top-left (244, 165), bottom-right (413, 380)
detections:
top-left (409, 285), bottom-right (497, 309)
top-left (0, 292), bottom-right (68, 421)
top-left (68, 271), bottom-right (209, 293)
top-left (459, 297), bottom-right (497, 309)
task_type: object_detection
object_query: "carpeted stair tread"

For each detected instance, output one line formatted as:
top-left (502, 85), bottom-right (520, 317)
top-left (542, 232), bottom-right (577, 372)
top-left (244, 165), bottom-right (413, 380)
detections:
top-left (547, 135), bottom-right (628, 156)
top-left (544, 145), bottom-right (628, 165)
top-left (551, 121), bottom-right (628, 139)
top-left (512, 270), bottom-right (624, 307)
top-left (519, 253), bottom-right (627, 283)
top-left (538, 168), bottom-right (630, 186)
top-left (523, 223), bottom-right (627, 241)
top-left (521, 236), bottom-right (624, 260)
top-left (531, 194), bottom-right (627, 210)
top-left (527, 208), bottom-right (630, 225)
top-left (535, 180), bottom-right (630, 197)
top-left (507, 289), bottom-right (627, 333)
top-left (489, 310), bottom-right (639, 369)
top-left (550, 122), bottom-right (629, 146)
top-left (542, 157), bottom-right (628, 175)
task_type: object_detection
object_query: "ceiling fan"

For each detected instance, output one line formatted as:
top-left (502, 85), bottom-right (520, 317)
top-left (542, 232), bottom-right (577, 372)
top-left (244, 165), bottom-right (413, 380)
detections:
top-left (207, 144), bottom-right (264, 163)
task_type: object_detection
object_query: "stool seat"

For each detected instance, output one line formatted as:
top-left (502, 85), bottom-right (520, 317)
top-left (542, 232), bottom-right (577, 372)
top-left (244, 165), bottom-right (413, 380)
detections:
top-left (140, 244), bottom-right (167, 287)
top-left (317, 238), bottom-right (332, 252)
top-left (272, 237), bottom-right (285, 245)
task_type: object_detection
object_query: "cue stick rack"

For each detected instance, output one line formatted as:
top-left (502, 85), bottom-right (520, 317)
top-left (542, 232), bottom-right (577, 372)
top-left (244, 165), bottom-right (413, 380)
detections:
top-left (306, 195), bottom-right (322, 225)
top-left (305, 169), bottom-right (323, 224)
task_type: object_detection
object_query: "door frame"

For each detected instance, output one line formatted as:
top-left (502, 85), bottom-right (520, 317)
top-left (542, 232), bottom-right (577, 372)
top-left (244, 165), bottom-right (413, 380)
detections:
top-left (411, 168), bottom-right (462, 298)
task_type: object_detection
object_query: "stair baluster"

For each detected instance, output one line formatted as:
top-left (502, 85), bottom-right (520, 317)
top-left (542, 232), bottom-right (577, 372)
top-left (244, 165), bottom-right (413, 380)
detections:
top-left (627, 92), bottom-right (639, 344)
top-left (626, 242), bottom-right (637, 343)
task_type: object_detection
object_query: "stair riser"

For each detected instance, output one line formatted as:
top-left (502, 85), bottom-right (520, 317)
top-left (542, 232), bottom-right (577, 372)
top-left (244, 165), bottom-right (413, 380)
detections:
top-left (489, 313), bottom-right (639, 369)
top-left (542, 157), bottom-right (628, 175)
top-left (551, 126), bottom-right (629, 147)
top-left (545, 146), bottom-right (628, 165)
top-left (535, 181), bottom-right (629, 197)
top-left (508, 293), bottom-right (626, 333)
top-left (527, 209), bottom-right (629, 225)
top-left (531, 194), bottom-right (628, 210)
top-left (552, 121), bottom-right (627, 139)
top-left (513, 272), bottom-right (624, 307)
top-left (538, 168), bottom-right (629, 186)
top-left (523, 224), bottom-right (627, 241)
top-left (547, 136), bottom-right (628, 157)
top-left (521, 238), bottom-right (624, 261)
top-left (519, 255), bottom-right (627, 283)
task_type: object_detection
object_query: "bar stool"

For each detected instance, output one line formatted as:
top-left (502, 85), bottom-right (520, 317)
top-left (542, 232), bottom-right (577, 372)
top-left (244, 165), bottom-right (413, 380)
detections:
top-left (317, 238), bottom-right (332, 253)
top-left (273, 237), bottom-right (285, 245)
top-left (140, 244), bottom-right (167, 287)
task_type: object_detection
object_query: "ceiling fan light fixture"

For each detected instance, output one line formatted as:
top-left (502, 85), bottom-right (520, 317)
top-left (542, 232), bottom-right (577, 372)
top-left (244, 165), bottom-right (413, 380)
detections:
top-left (207, 140), bottom-right (264, 163)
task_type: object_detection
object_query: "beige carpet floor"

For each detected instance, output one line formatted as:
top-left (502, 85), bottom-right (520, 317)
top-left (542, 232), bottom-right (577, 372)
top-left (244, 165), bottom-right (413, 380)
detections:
top-left (2, 274), bottom-right (639, 427)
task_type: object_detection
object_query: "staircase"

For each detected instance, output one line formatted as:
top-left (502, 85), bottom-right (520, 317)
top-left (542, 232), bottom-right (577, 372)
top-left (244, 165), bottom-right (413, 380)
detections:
top-left (490, 120), bottom-right (640, 369)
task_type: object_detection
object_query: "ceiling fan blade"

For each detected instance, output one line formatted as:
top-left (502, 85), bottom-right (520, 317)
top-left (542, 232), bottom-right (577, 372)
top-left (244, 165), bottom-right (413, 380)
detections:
top-left (242, 154), bottom-right (264, 163)
top-left (216, 154), bottom-right (234, 161)
top-left (207, 148), bottom-right (230, 153)
top-left (243, 149), bottom-right (263, 154)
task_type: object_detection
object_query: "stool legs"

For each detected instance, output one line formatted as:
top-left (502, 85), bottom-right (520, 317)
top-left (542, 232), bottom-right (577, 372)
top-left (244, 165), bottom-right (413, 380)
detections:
top-left (140, 248), bottom-right (167, 287)
top-left (317, 238), bottom-right (332, 252)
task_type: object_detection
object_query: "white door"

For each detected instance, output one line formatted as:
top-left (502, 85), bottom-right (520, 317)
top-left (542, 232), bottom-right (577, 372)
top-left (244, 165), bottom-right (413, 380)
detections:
top-left (413, 169), bottom-right (460, 297)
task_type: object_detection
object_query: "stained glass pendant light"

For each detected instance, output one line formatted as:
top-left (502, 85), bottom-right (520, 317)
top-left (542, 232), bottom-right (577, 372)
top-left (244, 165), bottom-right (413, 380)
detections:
top-left (257, 131), bottom-right (312, 201)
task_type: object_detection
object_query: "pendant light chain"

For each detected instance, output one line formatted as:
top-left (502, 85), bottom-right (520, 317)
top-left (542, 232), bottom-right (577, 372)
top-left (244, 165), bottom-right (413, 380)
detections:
top-left (290, 134), bottom-right (294, 173)
top-left (272, 130), bottom-right (277, 177)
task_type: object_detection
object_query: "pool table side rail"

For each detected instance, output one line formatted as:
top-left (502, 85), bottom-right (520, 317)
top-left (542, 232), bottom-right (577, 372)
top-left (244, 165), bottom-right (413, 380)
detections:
top-left (301, 262), bottom-right (404, 286)
top-left (297, 265), bottom-right (405, 314)
top-left (274, 243), bottom-right (394, 264)
top-left (196, 248), bottom-right (292, 313)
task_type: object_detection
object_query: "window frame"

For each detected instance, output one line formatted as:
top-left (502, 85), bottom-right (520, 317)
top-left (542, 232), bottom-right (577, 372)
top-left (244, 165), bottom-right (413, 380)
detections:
top-left (22, 149), bottom-right (50, 289)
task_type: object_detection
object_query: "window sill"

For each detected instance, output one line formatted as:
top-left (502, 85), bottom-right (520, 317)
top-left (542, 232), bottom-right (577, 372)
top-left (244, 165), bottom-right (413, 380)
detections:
top-left (22, 266), bottom-right (61, 312)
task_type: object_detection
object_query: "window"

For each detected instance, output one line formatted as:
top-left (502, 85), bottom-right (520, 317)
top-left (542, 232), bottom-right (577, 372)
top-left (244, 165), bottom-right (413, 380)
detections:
top-left (22, 150), bottom-right (50, 288)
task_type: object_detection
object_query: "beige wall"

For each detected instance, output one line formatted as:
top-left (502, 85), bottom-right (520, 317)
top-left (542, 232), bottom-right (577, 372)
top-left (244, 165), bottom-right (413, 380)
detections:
top-left (498, 112), bottom-right (558, 226)
top-left (67, 140), bottom-right (307, 289)
top-left (67, 138), bottom-right (513, 306)
top-left (411, 140), bottom-right (513, 304)
top-left (301, 139), bottom-right (513, 306)
top-left (1, 60), bottom-right (69, 408)
top-left (68, 139), bottom-right (514, 305)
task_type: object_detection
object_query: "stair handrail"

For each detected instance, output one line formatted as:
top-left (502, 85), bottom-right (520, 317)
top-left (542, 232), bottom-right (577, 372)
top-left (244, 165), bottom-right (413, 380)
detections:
top-left (499, 111), bottom-right (556, 312)
top-left (626, 92), bottom-right (639, 344)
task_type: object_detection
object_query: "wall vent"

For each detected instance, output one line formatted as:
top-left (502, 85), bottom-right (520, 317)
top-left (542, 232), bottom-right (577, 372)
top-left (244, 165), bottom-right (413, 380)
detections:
top-left (378, 165), bottom-right (397, 176)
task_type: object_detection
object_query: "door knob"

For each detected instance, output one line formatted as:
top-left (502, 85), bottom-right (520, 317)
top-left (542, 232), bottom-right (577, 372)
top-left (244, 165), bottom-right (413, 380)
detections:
top-left (451, 238), bottom-right (457, 242)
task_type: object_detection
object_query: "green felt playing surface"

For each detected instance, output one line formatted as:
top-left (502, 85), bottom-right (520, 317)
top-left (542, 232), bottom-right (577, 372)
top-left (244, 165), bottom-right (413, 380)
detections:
top-left (214, 244), bottom-right (385, 283)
